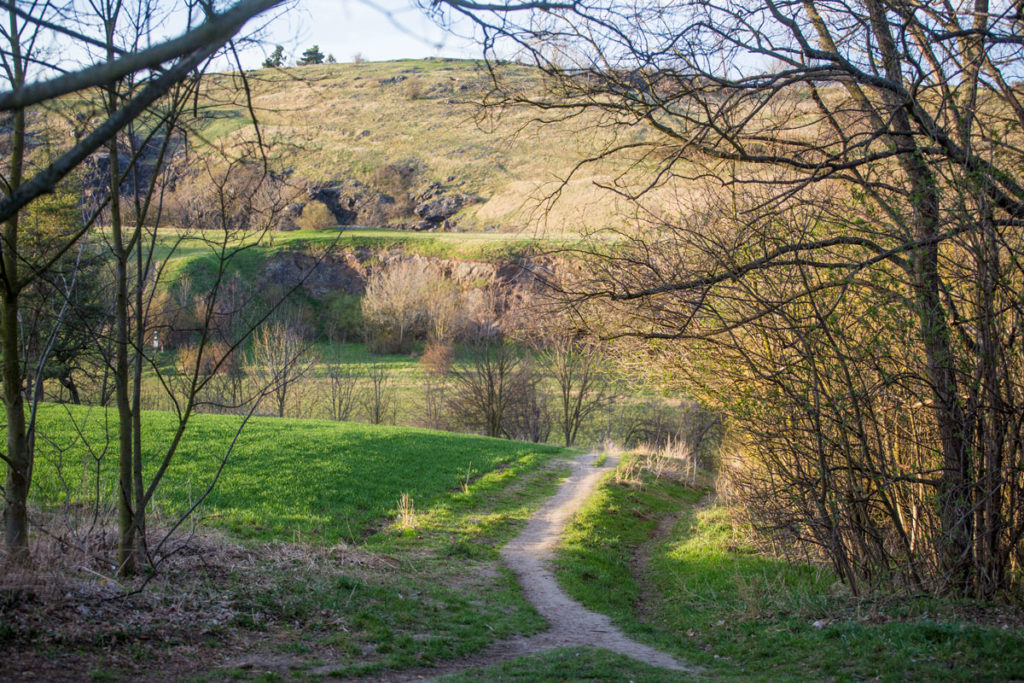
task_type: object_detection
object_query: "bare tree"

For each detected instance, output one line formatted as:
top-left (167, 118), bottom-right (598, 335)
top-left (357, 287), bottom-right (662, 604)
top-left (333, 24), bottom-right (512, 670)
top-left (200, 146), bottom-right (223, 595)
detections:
top-left (1, 0), bottom-right (53, 563)
top-left (248, 319), bottom-right (317, 418)
top-left (449, 332), bottom-right (523, 439)
top-left (360, 360), bottom-right (396, 425)
top-left (419, 374), bottom-right (450, 431)
top-left (326, 361), bottom-right (359, 422)
top-left (501, 359), bottom-right (551, 443)
top-left (539, 332), bottom-right (610, 447)
top-left (438, 0), bottom-right (1024, 597)
top-left (0, 0), bottom-right (291, 224)
top-left (425, 278), bottom-right (464, 345)
top-left (362, 258), bottom-right (468, 353)
top-left (0, 0), bottom-right (292, 564)
top-left (362, 259), bottom-right (433, 353)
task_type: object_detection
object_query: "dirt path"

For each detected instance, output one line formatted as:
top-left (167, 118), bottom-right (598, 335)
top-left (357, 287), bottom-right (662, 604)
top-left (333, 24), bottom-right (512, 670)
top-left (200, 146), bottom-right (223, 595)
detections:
top-left (365, 452), bottom-right (694, 681)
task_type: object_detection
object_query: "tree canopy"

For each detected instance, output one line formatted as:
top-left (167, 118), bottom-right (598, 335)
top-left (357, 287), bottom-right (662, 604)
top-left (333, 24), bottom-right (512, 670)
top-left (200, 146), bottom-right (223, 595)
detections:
top-left (437, 0), bottom-right (1024, 598)
top-left (298, 44), bottom-right (325, 65)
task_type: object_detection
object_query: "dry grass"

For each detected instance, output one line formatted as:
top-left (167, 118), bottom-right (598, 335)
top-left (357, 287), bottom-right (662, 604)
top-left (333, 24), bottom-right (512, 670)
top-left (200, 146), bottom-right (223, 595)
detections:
top-left (615, 439), bottom-right (706, 488)
top-left (189, 60), bottom-right (667, 235)
top-left (395, 492), bottom-right (417, 530)
top-left (0, 524), bottom-right (392, 675)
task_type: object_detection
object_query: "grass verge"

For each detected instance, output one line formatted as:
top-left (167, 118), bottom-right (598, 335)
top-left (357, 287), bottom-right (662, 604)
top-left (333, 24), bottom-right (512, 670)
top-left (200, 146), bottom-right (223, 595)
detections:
top-left (553, 457), bottom-right (1024, 681)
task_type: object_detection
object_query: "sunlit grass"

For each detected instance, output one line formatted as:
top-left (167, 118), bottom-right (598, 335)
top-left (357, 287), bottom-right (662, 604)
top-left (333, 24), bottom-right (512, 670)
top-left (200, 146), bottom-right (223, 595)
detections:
top-left (26, 403), bottom-right (563, 544)
top-left (552, 456), bottom-right (1024, 681)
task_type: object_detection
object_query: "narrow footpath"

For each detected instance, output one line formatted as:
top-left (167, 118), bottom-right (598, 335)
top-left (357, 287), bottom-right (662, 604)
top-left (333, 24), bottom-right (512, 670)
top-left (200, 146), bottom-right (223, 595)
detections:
top-left (373, 451), bottom-right (694, 681)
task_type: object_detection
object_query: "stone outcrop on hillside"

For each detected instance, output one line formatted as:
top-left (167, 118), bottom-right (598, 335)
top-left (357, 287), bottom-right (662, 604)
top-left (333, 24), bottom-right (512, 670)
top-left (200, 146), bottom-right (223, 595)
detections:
top-left (301, 178), bottom-right (481, 231)
top-left (414, 191), bottom-right (479, 227)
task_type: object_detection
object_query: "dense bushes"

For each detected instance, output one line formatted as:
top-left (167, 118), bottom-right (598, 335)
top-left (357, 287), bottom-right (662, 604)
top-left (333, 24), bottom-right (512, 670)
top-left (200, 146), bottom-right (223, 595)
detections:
top-left (361, 259), bottom-right (467, 353)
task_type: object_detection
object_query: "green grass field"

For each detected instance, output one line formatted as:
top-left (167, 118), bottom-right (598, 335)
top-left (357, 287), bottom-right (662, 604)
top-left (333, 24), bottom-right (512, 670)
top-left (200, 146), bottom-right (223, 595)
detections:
top-left (161, 226), bottom-right (565, 274)
top-left (441, 647), bottom-right (681, 682)
top-left (550, 458), bottom-right (1024, 681)
top-left (6, 404), bottom-right (574, 678)
top-left (10, 407), bottom-right (1024, 680)
top-left (29, 403), bottom-right (563, 544)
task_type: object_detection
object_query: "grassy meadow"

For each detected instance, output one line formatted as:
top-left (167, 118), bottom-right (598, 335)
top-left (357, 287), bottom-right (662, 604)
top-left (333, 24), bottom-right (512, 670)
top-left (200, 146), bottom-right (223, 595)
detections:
top-left (7, 404), bottom-right (575, 678)
top-left (29, 403), bottom-right (563, 544)
top-left (159, 226), bottom-right (570, 285)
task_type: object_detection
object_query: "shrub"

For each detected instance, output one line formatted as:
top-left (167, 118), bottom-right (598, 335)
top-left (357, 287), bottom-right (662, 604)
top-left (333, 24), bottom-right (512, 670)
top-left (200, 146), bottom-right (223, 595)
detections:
top-left (296, 200), bottom-right (336, 230)
top-left (176, 341), bottom-right (238, 377)
top-left (420, 341), bottom-right (455, 376)
top-left (404, 78), bottom-right (424, 100)
top-left (362, 260), bottom-right (430, 353)
top-left (362, 259), bottom-right (467, 354)
top-left (324, 292), bottom-right (363, 343)
top-left (425, 280), bottom-right (464, 344)
top-left (148, 284), bottom-right (199, 350)
top-left (370, 162), bottom-right (418, 221)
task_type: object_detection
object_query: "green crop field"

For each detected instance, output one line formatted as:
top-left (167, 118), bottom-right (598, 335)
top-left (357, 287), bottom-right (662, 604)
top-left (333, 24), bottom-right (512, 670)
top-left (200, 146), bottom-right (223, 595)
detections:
top-left (27, 403), bottom-right (563, 544)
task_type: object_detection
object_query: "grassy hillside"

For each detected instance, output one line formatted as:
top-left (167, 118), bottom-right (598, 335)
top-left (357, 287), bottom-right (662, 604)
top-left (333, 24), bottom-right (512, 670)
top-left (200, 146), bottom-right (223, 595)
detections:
top-left (28, 403), bottom-right (563, 544)
top-left (197, 58), bottom-right (637, 233)
top-left (158, 226), bottom-right (565, 288)
top-left (7, 404), bottom-right (574, 679)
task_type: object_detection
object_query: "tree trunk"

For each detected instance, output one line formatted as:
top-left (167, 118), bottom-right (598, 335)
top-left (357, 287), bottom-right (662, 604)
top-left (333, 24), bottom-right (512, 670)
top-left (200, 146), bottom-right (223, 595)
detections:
top-left (60, 372), bottom-right (81, 405)
top-left (864, 0), bottom-right (974, 592)
top-left (109, 128), bottom-right (135, 577)
top-left (2, 18), bottom-right (29, 561)
top-left (132, 198), bottom-right (146, 567)
top-left (904, 149), bottom-right (972, 593)
top-left (2, 275), bottom-right (29, 563)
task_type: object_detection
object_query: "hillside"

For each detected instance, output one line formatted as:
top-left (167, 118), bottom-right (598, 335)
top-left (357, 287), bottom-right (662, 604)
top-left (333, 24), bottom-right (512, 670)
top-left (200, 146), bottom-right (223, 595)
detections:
top-left (194, 58), bottom-right (636, 234)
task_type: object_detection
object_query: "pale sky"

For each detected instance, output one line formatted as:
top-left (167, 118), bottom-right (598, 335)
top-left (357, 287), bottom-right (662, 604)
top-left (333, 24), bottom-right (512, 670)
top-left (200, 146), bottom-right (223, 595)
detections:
top-left (255, 0), bottom-right (482, 66)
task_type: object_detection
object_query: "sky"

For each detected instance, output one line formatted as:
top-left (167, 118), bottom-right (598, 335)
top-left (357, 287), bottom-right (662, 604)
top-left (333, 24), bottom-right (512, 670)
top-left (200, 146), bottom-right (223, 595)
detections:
top-left (0, 0), bottom-right (483, 90)
top-left (254, 0), bottom-right (482, 66)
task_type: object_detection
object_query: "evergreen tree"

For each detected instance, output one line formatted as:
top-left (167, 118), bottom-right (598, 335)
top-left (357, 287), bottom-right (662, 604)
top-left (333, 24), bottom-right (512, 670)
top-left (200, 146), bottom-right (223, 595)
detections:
top-left (262, 44), bottom-right (285, 68)
top-left (297, 44), bottom-right (324, 65)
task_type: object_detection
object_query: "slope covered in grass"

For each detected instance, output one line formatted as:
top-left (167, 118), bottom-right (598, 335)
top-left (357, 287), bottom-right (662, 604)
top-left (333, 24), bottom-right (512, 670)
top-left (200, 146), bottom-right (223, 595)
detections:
top-left (160, 226), bottom-right (562, 294)
top-left (552, 458), bottom-right (1024, 681)
top-left (28, 403), bottom-right (564, 544)
top-left (197, 58), bottom-right (638, 233)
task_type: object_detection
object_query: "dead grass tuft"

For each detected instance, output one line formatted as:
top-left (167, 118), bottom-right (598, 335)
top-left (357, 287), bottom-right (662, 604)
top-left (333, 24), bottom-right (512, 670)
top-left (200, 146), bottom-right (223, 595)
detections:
top-left (615, 438), bottom-right (707, 488)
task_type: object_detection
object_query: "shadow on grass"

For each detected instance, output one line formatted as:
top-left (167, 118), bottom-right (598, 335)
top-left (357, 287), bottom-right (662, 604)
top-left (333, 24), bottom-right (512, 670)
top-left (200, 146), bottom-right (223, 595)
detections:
top-left (440, 646), bottom-right (683, 682)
